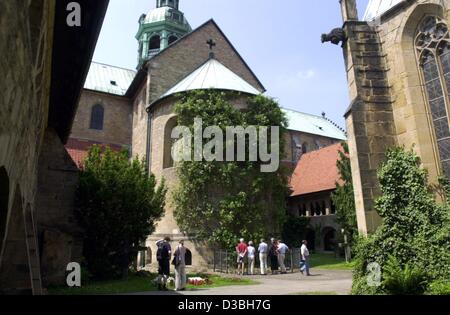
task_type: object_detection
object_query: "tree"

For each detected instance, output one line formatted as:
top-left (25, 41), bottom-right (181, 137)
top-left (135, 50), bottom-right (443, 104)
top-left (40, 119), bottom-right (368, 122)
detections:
top-left (352, 147), bottom-right (450, 295)
top-left (172, 90), bottom-right (290, 250)
top-left (76, 146), bottom-right (167, 279)
top-left (331, 142), bottom-right (357, 247)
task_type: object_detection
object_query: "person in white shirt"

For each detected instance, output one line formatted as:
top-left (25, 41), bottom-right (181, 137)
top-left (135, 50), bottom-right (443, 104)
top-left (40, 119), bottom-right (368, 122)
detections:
top-left (258, 239), bottom-right (268, 275)
top-left (247, 241), bottom-right (256, 275)
top-left (300, 240), bottom-right (311, 276)
top-left (277, 241), bottom-right (289, 274)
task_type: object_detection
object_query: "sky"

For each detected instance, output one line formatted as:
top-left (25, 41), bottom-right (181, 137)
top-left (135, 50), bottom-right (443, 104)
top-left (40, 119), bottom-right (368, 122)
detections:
top-left (93, 0), bottom-right (370, 128)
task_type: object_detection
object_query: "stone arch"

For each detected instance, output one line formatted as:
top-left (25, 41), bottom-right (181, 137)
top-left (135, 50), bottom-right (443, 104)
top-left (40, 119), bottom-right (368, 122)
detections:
top-left (163, 116), bottom-right (178, 169)
top-left (0, 167), bottom-right (9, 256)
top-left (322, 227), bottom-right (337, 252)
top-left (0, 185), bottom-right (31, 294)
top-left (149, 35), bottom-right (161, 51)
top-left (168, 35), bottom-right (178, 45)
top-left (305, 228), bottom-right (315, 251)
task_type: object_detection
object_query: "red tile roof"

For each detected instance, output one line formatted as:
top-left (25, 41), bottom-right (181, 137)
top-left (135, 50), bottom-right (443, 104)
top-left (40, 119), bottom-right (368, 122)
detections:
top-left (65, 138), bottom-right (124, 169)
top-left (290, 143), bottom-right (345, 197)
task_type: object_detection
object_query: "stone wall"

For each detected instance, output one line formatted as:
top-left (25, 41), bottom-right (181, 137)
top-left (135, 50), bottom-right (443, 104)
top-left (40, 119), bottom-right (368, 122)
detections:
top-left (0, 0), bottom-right (55, 295)
top-left (72, 90), bottom-right (133, 147)
top-left (35, 128), bottom-right (83, 286)
top-left (341, 0), bottom-right (450, 234)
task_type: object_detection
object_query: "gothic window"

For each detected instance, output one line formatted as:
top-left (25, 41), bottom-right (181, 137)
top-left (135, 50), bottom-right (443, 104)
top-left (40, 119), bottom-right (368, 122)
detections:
top-left (90, 104), bottom-right (104, 130)
top-left (416, 16), bottom-right (450, 178)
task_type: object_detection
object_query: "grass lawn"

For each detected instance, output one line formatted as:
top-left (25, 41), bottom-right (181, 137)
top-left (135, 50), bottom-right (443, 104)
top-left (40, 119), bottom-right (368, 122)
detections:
top-left (48, 272), bottom-right (257, 295)
top-left (310, 253), bottom-right (355, 270)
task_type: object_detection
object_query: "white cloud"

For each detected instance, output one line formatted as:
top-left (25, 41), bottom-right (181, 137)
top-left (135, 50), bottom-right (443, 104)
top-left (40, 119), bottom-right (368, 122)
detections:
top-left (297, 69), bottom-right (316, 79)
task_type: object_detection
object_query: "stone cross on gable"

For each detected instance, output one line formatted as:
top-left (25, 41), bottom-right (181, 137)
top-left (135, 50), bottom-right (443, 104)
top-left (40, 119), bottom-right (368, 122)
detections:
top-left (207, 39), bottom-right (216, 50)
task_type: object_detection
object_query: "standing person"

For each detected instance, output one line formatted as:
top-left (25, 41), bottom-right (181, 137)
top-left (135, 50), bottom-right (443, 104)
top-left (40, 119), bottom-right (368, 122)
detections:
top-left (173, 240), bottom-right (187, 291)
top-left (258, 239), bottom-right (268, 275)
top-left (277, 241), bottom-right (289, 274)
top-left (156, 237), bottom-right (172, 290)
top-left (300, 240), bottom-right (311, 276)
top-left (268, 239), bottom-right (279, 275)
top-left (247, 241), bottom-right (256, 275)
top-left (236, 238), bottom-right (248, 276)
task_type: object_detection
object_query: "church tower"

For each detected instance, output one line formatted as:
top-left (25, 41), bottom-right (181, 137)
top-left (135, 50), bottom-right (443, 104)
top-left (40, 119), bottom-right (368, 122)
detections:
top-left (136, 0), bottom-right (192, 68)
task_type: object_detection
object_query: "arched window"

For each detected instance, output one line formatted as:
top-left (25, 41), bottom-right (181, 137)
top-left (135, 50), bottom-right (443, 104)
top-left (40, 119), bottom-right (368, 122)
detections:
top-left (416, 16), bottom-right (450, 178)
top-left (149, 35), bottom-right (161, 51)
top-left (90, 104), bottom-right (104, 130)
top-left (302, 142), bottom-right (309, 154)
top-left (163, 116), bottom-right (178, 169)
top-left (168, 35), bottom-right (178, 45)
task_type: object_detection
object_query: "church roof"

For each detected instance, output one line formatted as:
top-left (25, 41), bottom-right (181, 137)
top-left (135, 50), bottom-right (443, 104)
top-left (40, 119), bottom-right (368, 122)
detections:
top-left (282, 108), bottom-right (347, 141)
top-left (84, 62), bottom-right (136, 96)
top-left (153, 57), bottom-right (261, 104)
top-left (364, 0), bottom-right (404, 21)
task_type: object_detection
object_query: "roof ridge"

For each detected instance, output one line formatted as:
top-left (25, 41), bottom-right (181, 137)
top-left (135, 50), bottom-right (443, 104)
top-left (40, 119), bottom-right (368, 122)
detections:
top-left (91, 61), bottom-right (137, 73)
top-left (281, 107), bottom-right (328, 120)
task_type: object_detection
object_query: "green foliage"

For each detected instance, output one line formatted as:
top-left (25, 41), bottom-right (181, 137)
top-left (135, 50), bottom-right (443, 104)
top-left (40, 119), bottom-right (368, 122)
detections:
top-left (382, 256), bottom-right (428, 295)
top-left (76, 146), bottom-right (167, 279)
top-left (173, 90), bottom-right (290, 250)
top-left (281, 215), bottom-right (310, 248)
top-left (352, 147), bottom-right (450, 295)
top-left (426, 280), bottom-right (450, 295)
top-left (331, 142), bottom-right (357, 247)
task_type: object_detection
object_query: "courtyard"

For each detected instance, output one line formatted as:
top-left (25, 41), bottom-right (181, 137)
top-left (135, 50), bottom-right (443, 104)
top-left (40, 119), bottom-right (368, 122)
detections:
top-left (134, 270), bottom-right (352, 296)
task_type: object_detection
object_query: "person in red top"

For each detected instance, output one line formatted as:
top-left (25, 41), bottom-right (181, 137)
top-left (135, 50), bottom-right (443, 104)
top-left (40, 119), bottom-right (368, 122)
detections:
top-left (236, 238), bottom-right (248, 276)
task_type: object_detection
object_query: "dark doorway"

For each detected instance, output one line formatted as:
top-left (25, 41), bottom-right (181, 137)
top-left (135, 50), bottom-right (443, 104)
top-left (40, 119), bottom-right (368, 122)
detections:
top-left (323, 228), bottom-right (337, 251)
top-left (185, 249), bottom-right (192, 266)
top-left (0, 167), bottom-right (9, 255)
top-left (305, 229), bottom-right (315, 251)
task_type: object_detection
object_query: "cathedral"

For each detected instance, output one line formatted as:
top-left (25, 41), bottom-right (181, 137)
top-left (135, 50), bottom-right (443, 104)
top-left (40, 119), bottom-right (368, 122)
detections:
top-left (66, 0), bottom-right (347, 269)
top-left (323, 0), bottom-right (450, 234)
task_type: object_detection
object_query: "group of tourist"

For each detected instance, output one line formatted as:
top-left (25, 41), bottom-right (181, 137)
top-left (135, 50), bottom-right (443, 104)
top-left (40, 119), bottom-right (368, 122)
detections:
top-left (236, 238), bottom-right (311, 276)
top-left (155, 237), bottom-right (187, 291)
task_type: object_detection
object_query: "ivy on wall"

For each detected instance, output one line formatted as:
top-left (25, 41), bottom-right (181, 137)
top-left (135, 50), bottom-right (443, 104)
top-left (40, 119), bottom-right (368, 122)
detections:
top-left (172, 90), bottom-right (290, 250)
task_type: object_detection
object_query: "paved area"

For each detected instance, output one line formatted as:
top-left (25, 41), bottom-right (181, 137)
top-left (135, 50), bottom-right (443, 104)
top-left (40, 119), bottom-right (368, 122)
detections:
top-left (130, 269), bottom-right (352, 296)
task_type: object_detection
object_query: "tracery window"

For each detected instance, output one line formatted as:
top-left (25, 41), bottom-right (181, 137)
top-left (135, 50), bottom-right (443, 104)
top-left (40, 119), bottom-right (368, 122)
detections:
top-left (416, 16), bottom-right (450, 178)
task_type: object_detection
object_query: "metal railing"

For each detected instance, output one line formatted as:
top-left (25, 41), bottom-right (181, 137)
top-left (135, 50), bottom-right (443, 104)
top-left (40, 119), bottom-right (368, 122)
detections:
top-left (213, 248), bottom-right (303, 274)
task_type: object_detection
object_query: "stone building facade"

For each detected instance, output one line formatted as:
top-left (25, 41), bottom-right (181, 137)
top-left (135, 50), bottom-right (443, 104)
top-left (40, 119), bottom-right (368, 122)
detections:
top-left (287, 143), bottom-right (344, 252)
top-left (0, 0), bottom-right (108, 294)
top-left (323, 0), bottom-right (450, 234)
top-left (68, 1), bottom-right (347, 270)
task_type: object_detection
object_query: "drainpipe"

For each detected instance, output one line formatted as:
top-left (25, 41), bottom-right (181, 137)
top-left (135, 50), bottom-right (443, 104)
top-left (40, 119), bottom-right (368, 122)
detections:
top-left (146, 109), bottom-right (153, 174)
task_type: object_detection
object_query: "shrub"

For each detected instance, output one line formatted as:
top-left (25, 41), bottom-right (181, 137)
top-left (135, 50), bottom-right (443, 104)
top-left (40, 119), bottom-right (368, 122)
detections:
top-left (76, 146), bottom-right (167, 279)
top-left (352, 147), bottom-right (450, 295)
top-left (426, 280), bottom-right (450, 295)
top-left (382, 256), bottom-right (428, 295)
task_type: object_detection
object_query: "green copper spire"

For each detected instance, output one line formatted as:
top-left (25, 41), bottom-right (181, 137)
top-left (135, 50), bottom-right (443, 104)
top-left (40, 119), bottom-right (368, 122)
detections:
top-left (136, 0), bottom-right (191, 68)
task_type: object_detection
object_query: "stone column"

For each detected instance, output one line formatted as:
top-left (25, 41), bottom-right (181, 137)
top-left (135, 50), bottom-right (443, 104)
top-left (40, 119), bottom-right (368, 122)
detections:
top-left (325, 199), bottom-right (331, 216)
